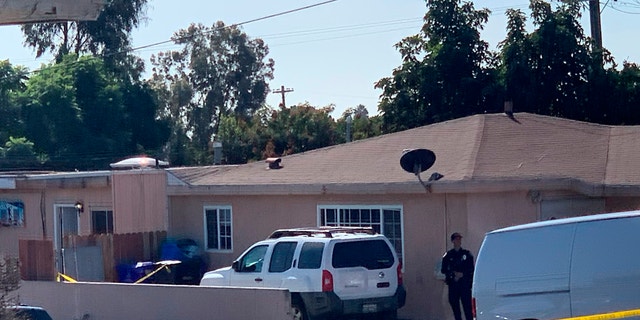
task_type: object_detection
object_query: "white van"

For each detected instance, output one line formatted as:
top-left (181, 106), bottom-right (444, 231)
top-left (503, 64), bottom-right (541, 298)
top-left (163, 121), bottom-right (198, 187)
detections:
top-left (473, 210), bottom-right (640, 320)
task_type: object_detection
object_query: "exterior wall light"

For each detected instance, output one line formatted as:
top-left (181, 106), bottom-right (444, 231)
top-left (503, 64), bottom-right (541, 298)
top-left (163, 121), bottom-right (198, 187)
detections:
top-left (74, 201), bottom-right (84, 213)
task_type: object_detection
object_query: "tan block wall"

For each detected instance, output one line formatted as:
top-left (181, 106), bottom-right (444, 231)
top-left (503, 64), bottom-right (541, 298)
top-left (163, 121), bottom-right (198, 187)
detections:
top-left (18, 281), bottom-right (291, 320)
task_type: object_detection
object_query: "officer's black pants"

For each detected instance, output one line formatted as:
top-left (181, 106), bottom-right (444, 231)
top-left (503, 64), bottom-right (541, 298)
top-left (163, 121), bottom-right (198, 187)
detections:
top-left (447, 282), bottom-right (472, 320)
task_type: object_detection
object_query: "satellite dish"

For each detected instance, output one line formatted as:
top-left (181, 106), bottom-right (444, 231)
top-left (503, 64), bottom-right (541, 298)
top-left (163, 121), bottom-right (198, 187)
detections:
top-left (400, 149), bottom-right (436, 174)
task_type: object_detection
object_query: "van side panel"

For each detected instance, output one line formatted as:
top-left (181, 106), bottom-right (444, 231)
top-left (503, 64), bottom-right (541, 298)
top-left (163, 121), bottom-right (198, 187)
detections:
top-left (571, 216), bottom-right (640, 316)
top-left (473, 224), bottom-right (576, 320)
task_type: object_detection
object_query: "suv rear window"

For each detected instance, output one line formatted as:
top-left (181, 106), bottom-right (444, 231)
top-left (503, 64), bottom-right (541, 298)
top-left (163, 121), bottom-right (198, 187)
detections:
top-left (332, 239), bottom-right (394, 269)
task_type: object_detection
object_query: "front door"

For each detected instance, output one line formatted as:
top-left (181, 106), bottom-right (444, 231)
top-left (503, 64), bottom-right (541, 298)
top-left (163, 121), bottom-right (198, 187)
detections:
top-left (54, 204), bottom-right (79, 274)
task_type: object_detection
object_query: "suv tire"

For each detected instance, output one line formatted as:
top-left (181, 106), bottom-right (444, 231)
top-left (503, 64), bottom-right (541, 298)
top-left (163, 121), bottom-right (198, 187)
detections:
top-left (291, 296), bottom-right (309, 320)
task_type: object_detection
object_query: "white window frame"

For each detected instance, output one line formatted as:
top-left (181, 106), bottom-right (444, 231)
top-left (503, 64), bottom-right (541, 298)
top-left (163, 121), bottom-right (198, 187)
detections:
top-left (317, 204), bottom-right (404, 263)
top-left (203, 205), bottom-right (233, 252)
top-left (91, 208), bottom-right (114, 234)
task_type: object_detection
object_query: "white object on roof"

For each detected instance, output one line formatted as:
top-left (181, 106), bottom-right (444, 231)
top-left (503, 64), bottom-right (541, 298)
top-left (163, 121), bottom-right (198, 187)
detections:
top-left (110, 157), bottom-right (169, 169)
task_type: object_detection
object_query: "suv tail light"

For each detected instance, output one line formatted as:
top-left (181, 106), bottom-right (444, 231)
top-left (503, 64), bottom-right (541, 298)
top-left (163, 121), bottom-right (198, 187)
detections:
top-left (397, 262), bottom-right (403, 286)
top-left (322, 270), bottom-right (334, 292)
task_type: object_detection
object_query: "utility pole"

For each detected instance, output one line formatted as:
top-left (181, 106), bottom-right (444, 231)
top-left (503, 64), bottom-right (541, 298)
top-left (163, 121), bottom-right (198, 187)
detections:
top-left (589, 0), bottom-right (603, 53)
top-left (272, 85), bottom-right (294, 107)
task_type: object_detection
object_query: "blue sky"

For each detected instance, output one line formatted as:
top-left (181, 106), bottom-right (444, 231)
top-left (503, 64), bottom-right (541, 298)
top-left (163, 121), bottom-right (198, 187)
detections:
top-left (2, 0), bottom-right (639, 118)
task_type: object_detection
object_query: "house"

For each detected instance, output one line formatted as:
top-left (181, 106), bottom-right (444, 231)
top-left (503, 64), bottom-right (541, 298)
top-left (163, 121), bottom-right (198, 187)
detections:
top-left (3, 112), bottom-right (640, 319)
top-left (0, 166), bottom-right (167, 281)
top-left (165, 112), bottom-right (640, 320)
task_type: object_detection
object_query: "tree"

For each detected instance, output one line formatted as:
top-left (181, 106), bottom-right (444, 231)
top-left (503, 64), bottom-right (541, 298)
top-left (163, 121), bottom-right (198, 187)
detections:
top-left (260, 103), bottom-right (337, 157)
top-left (514, 0), bottom-right (590, 118)
top-left (335, 105), bottom-right (381, 143)
top-left (0, 61), bottom-right (28, 145)
top-left (20, 0), bottom-right (148, 60)
top-left (216, 113), bottom-right (258, 164)
top-left (496, 0), bottom-right (640, 125)
top-left (376, 0), bottom-right (497, 133)
top-left (499, 8), bottom-right (534, 113)
top-left (593, 61), bottom-right (640, 125)
top-left (150, 21), bottom-right (275, 165)
top-left (18, 54), bottom-right (169, 170)
top-left (0, 137), bottom-right (42, 170)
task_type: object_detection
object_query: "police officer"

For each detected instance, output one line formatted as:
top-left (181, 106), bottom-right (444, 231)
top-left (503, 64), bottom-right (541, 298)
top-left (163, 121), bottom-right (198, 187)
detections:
top-left (441, 232), bottom-right (474, 320)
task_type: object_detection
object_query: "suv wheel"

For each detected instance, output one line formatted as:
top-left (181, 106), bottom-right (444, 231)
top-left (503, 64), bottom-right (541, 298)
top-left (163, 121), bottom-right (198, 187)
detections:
top-left (291, 297), bottom-right (308, 320)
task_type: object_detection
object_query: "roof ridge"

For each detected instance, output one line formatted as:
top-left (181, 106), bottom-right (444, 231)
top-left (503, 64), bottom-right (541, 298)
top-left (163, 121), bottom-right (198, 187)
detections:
top-left (469, 114), bottom-right (486, 179)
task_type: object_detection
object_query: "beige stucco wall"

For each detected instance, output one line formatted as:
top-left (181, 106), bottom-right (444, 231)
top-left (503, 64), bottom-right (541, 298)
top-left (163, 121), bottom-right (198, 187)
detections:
top-left (0, 170), bottom-right (168, 277)
top-left (0, 185), bottom-right (112, 256)
top-left (605, 197), bottom-right (640, 213)
top-left (113, 170), bottom-right (168, 233)
top-left (17, 280), bottom-right (291, 320)
top-left (168, 190), bottom-right (539, 320)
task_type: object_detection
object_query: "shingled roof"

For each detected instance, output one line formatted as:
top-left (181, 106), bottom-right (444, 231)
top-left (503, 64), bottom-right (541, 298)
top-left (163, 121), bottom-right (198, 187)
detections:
top-left (167, 113), bottom-right (640, 196)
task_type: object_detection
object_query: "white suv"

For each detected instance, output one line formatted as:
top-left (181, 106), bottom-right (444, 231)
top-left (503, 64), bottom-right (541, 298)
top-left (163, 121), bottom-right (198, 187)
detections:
top-left (200, 227), bottom-right (406, 320)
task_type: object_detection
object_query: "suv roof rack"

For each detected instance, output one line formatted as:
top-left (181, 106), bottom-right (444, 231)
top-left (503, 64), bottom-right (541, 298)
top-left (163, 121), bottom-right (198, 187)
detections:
top-left (267, 226), bottom-right (377, 239)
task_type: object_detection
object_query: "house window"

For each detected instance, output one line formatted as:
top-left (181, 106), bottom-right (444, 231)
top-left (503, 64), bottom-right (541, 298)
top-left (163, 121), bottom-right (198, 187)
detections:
top-left (204, 206), bottom-right (232, 251)
top-left (0, 200), bottom-right (24, 227)
top-left (91, 210), bottom-right (113, 234)
top-left (318, 205), bottom-right (404, 262)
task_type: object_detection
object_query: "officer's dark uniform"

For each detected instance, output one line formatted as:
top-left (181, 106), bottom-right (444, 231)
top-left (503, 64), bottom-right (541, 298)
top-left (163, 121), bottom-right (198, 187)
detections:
top-left (441, 233), bottom-right (474, 320)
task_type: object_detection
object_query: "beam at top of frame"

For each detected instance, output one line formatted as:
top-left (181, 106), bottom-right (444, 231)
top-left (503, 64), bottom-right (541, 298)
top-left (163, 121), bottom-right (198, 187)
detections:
top-left (0, 0), bottom-right (106, 26)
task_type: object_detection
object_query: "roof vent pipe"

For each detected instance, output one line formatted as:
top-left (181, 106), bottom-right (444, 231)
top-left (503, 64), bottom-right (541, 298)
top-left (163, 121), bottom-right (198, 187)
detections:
top-left (504, 100), bottom-right (513, 116)
top-left (266, 157), bottom-right (282, 169)
top-left (213, 141), bottom-right (223, 165)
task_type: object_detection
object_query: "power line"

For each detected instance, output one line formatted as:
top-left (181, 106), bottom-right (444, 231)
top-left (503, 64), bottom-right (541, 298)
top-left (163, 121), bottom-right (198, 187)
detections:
top-left (129, 0), bottom-right (338, 53)
top-left (3, 0), bottom-right (340, 77)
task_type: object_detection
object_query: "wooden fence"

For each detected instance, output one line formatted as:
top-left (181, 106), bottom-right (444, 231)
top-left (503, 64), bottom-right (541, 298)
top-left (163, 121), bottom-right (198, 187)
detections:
top-left (19, 231), bottom-right (167, 282)
top-left (19, 239), bottom-right (54, 281)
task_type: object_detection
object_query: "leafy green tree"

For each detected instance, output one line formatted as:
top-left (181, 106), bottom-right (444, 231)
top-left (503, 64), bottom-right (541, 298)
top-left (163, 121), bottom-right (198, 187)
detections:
top-left (261, 103), bottom-right (337, 157)
top-left (0, 137), bottom-right (41, 170)
top-left (216, 113), bottom-right (258, 164)
top-left (335, 105), bottom-right (381, 143)
top-left (20, 0), bottom-right (148, 59)
top-left (593, 62), bottom-right (640, 125)
top-left (150, 21), bottom-right (274, 165)
top-left (376, 0), bottom-right (497, 133)
top-left (18, 55), bottom-right (168, 170)
top-left (517, 0), bottom-right (590, 118)
top-left (499, 8), bottom-right (533, 113)
top-left (497, 0), bottom-right (640, 125)
top-left (0, 61), bottom-right (28, 144)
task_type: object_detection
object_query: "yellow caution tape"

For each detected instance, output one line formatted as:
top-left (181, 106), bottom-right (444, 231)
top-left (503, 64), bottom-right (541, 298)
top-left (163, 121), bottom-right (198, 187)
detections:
top-left (134, 265), bottom-right (170, 284)
top-left (557, 309), bottom-right (640, 320)
top-left (56, 272), bottom-right (77, 283)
